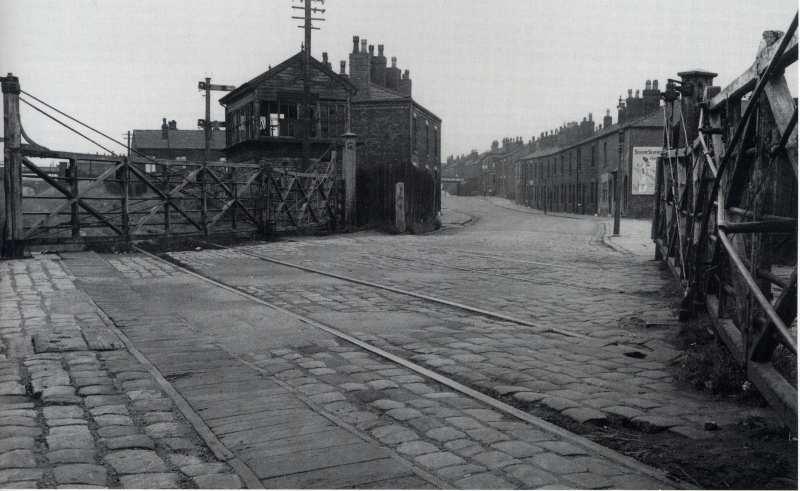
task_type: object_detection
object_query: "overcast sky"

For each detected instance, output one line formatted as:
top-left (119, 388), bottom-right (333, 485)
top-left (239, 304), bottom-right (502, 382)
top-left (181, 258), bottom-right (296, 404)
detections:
top-left (0, 0), bottom-right (797, 159)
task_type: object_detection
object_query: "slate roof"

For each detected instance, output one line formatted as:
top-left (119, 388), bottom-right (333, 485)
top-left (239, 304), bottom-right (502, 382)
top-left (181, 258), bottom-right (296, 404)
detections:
top-left (521, 109), bottom-right (664, 160)
top-left (131, 130), bottom-right (226, 151)
top-left (352, 82), bottom-right (408, 102)
top-left (219, 51), bottom-right (357, 105)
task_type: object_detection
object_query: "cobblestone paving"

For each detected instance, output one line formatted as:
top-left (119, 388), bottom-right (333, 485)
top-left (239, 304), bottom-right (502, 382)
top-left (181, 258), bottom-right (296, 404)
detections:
top-left (165, 194), bottom-right (778, 442)
top-left (68, 252), bottom-right (679, 489)
top-left (243, 341), bottom-right (672, 489)
top-left (167, 246), bottom-right (770, 439)
top-left (0, 256), bottom-right (242, 488)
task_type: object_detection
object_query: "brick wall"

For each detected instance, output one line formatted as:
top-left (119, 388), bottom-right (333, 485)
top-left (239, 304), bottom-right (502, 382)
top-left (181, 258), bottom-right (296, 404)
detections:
top-left (351, 101), bottom-right (411, 168)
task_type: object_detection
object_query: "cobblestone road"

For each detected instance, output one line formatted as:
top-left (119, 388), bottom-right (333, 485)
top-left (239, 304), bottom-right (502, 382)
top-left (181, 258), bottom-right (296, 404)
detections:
top-left (66, 251), bottom-right (678, 489)
top-left (167, 196), bottom-right (773, 439)
top-left (0, 195), bottom-right (778, 488)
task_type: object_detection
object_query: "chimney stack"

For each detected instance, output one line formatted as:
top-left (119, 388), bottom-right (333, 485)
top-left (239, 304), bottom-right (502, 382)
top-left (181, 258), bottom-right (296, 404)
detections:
top-left (161, 118), bottom-right (168, 139)
top-left (603, 108), bottom-right (613, 128)
top-left (322, 52), bottom-right (331, 69)
top-left (168, 120), bottom-right (177, 130)
top-left (371, 43), bottom-right (387, 86)
top-left (349, 35), bottom-right (372, 95)
top-left (340, 60), bottom-right (347, 76)
top-left (386, 56), bottom-right (401, 90)
top-left (399, 69), bottom-right (412, 96)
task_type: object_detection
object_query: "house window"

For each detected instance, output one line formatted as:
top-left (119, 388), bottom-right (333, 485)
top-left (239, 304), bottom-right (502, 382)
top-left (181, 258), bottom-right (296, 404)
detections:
top-left (604, 142), bottom-right (608, 166)
top-left (591, 145), bottom-right (596, 167)
top-left (433, 126), bottom-right (439, 158)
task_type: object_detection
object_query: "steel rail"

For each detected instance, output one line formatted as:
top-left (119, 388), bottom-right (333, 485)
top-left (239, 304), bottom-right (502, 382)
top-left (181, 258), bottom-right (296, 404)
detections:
top-left (199, 241), bottom-right (590, 340)
top-left (133, 245), bottom-right (685, 490)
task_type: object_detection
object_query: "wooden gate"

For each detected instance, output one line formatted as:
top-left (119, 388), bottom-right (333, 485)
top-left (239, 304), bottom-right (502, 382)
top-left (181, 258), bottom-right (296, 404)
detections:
top-left (1, 76), bottom-right (342, 254)
top-left (652, 15), bottom-right (797, 429)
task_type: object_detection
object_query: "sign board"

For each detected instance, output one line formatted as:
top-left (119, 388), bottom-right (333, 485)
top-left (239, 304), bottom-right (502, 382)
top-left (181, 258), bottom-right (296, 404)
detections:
top-left (395, 182), bottom-right (406, 233)
top-left (631, 147), bottom-right (661, 195)
top-left (198, 81), bottom-right (236, 92)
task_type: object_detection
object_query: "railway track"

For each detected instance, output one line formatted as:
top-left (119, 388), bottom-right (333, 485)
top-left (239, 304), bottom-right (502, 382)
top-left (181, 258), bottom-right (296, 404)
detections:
top-left (192, 240), bottom-right (592, 340)
top-left (132, 244), bottom-right (682, 488)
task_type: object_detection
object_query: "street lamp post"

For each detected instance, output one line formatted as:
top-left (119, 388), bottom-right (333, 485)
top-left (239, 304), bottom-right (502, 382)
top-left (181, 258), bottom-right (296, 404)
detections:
top-left (613, 129), bottom-right (623, 235)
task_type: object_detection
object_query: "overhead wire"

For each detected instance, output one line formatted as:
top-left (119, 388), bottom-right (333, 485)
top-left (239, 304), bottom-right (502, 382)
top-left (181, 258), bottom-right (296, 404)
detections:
top-left (20, 89), bottom-right (163, 165)
top-left (19, 97), bottom-right (118, 156)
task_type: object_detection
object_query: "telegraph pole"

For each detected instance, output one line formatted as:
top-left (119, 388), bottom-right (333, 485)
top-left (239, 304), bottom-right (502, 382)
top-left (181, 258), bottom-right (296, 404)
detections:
top-left (292, 0), bottom-right (325, 169)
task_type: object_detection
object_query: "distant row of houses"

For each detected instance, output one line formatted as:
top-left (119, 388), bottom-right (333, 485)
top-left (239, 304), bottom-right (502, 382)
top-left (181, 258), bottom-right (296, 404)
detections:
top-left (443, 79), bottom-right (666, 218)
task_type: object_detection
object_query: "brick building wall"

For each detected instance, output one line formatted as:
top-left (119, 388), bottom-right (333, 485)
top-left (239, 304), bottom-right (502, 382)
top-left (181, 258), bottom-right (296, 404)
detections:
top-left (518, 114), bottom-right (660, 219)
top-left (351, 101), bottom-right (411, 167)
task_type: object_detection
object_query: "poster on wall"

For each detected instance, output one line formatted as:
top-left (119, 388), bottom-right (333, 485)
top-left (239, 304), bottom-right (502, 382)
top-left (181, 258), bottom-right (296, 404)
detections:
top-left (631, 147), bottom-right (662, 194)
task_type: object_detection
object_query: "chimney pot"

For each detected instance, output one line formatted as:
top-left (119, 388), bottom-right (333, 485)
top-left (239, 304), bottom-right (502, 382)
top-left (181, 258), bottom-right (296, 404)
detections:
top-left (645, 80), bottom-right (651, 90)
top-left (352, 36), bottom-right (359, 54)
top-left (322, 52), bottom-right (328, 63)
top-left (391, 56), bottom-right (397, 67)
top-left (653, 79), bottom-right (659, 90)
top-left (635, 89), bottom-right (640, 98)
top-left (340, 60), bottom-right (346, 74)
top-left (361, 39), bottom-right (367, 52)
top-left (378, 44), bottom-right (384, 56)
top-left (368, 44), bottom-right (374, 55)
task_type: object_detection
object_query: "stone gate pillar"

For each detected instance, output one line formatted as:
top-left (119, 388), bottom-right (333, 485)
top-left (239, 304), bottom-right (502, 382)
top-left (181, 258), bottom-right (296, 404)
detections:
top-left (342, 131), bottom-right (357, 227)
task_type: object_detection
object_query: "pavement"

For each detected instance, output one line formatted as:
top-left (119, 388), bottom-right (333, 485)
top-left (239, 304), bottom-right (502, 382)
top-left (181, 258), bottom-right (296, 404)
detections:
top-left (0, 194), bottom-right (779, 489)
top-left (0, 256), bottom-right (243, 488)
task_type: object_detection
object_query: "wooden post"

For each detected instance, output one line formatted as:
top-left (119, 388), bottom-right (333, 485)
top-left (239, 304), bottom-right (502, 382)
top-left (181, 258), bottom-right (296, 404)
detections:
top-left (202, 76), bottom-right (210, 236)
top-left (2, 73), bottom-right (24, 257)
top-left (395, 181), bottom-right (406, 233)
top-left (231, 168), bottom-right (237, 230)
top-left (121, 159), bottom-right (130, 243)
top-left (69, 159), bottom-right (79, 238)
top-left (163, 164), bottom-right (171, 234)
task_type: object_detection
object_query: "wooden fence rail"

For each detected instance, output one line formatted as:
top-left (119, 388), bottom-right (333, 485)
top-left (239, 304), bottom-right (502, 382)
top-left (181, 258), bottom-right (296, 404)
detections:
top-left (652, 15), bottom-right (798, 430)
top-left (1, 74), bottom-right (343, 254)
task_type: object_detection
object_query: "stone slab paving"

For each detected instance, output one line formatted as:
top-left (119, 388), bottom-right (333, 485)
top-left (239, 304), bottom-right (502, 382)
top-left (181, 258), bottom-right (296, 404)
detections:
top-left (0, 255), bottom-right (241, 488)
top-left (50, 250), bottom-right (686, 489)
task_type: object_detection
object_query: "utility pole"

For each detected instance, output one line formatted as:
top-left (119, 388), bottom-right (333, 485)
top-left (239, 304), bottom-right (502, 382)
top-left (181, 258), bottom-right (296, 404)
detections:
top-left (292, 0), bottom-right (325, 170)
top-left (613, 129), bottom-right (623, 235)
top-left (196, 78), bottom-right (235, 235)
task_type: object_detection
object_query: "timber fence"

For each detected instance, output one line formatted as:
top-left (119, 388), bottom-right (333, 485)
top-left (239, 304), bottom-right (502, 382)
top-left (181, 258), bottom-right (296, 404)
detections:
top-left (652, 15), bottom-right (798, 430)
